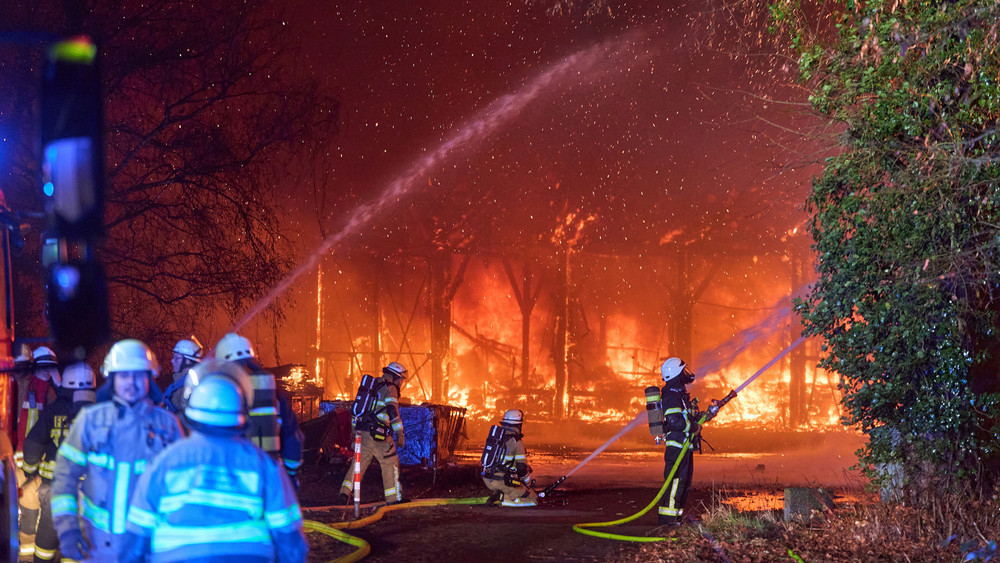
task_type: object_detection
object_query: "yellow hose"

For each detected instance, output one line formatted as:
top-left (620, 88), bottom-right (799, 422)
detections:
top-left (572, 415), bottom-right (705, 542)
top-left (304, 496), bottom-right (489, 562)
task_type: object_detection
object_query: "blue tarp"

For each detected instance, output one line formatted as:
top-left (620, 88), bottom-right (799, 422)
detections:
top-left (318, 401), bottom-right (465, 467)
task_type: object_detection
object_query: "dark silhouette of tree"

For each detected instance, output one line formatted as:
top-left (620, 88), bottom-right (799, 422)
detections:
top-left (2, 0), bottom-right (337, 349)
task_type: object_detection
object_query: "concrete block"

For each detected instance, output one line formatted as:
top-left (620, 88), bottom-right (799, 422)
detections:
top-left (783, 487), bottom-right (834, 522)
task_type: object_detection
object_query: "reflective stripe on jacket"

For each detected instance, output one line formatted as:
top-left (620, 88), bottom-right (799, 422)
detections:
top-left (487, 434), bottom-right (528, 478)
top-left (661, 386), bottom-right (696, 448)
top-left (126, 431), bottom-right (306, 562)
top-left (374, 383), bottom-right (404, 435)
top-left (243, 363), bottom-right (282, 456)
top-left (51, 398), bottom-right (183, 548)
top-left (22, 397), bottom-right (83, 481)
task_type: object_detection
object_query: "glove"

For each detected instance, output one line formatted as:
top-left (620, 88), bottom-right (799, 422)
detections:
top-left (690, 422), bottom-right (702, 437)
top-left (59, 528), bottom-right (90, 561)
top-left (396, 432), bottom-right (405, 450)
top-left (654, 435), bottom-right (665, 445)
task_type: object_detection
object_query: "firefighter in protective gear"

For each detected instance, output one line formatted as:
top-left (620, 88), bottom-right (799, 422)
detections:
top-left (162, 337), bottom-right (203, 414)
top-left (120, 360), bottom-right (307, 563)
top-left (17, 346), bottom-right (59, 558)
top-left (649, 357), bottom-right (700, 525)
top-left (51, 339), bottom-right (183, 561)
top-left (339, 362), bottom-right (408, 505)
top-left (481, 409), bottom-right (538, 507)
top-left (214, 332), bottom-right (304, 487)
top-left (22, 362), bottom-right (96, 563)
top-left (94, 342), bottom-right (165, 405)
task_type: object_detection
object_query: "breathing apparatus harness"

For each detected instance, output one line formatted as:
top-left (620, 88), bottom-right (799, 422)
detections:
top-left (351, 373), bottom-right (397, 441)
top-left (480, 423), bottom-right (531, 486)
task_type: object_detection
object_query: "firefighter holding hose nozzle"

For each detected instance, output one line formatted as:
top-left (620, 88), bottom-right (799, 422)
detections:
top-left (481, 409), bottom-right (538, 507)
top-left (646, 357), bottom-right (700, 526)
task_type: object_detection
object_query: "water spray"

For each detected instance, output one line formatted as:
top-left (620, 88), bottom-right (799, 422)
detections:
top-left (232, 31), bottom-right (647, 333)
top-left (540, 336), bottom-right (807, 499)
top-left (701, 335), bottom-right (807, 423)
top-left (538, 412), bottom-right (645, 499)
top-left (572, 336), bottom-right (809, 542)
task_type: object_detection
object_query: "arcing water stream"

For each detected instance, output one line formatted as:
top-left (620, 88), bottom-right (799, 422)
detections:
top-left (234, 30), bottom-right (648, 331)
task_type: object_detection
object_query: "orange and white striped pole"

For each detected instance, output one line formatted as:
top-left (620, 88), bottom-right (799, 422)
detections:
top-left (353, 429), bottom-right (362, 518)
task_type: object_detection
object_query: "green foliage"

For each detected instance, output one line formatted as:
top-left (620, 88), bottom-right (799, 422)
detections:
top-left (774, 0), bottom-right (1000, 493)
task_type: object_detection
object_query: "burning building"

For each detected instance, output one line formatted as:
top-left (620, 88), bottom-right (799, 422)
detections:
top-left (308, 221), bottom-right (841, 433)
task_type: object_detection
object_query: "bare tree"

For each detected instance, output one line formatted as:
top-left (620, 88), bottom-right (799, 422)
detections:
top-left (2, 0), bottom-right (337, 349)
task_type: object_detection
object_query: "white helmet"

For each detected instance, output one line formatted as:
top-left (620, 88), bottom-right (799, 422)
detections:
top-left (102, 339), bottom-right (159, 377)
top-left (186, 376), bottom-right (248, 429)
top-left (60, 362), bottom-right (95, 389)
top-left (660, 357), bottom-right (690, 384)
top-left (215, 332), bottom-right (255, 361)
top-left (384, 361), bottom-right (407, 378)
top-left (183, 360), bottom-right (254, 429)
top-left (502, 409), bottom-right (524, 425)
top-left (33, 346), bottom-right (58, 368)
top-left (173, 337), bottom-right (204, 362)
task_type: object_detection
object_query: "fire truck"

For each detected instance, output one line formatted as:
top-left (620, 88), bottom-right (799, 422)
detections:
top-left (0, 192), bottom-right (19, 562)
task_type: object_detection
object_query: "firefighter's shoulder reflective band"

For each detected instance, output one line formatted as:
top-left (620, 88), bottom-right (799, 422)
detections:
top-left (50, 494), bottom-right (78, 516)
top-left (58, 442), bottom-right (88, 466)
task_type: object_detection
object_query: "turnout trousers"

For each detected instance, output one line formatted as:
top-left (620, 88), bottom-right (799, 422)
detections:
top-left (34, 481), bottom-right (59, 562)
top-left (482, 476), bottom-right (538, 507)
top-left (339, 432), bottom-right (402, 503)
top-left (658, 444), bottom-right (693, 525)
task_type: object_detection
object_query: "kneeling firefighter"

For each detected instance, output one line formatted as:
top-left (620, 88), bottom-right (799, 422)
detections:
top-left (481, 409), bottom-right (538, 507)
top-left (121, 360), bottom-right (307, 562)
top-left (339, 362), bottom-right (407, 505)
top-left (646, 357), bottom-right (700, 525)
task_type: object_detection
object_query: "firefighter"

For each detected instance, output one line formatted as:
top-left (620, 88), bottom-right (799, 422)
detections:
top-left (22, 362), bottom-right (96, 563)
top-left (17, 346), bottom-right (59, 558)
top-left (215, 332), bottom-right (304, 487)
top-left (18, 346), bottom-right (58, 449)
top-left (481, 409), bottom-right (537, 507)
top-left (51, 339), bottom-right (183, 561)
top-left (12, 345), bottom-right (35, 450)
top-left (339, 362), bottom-right (408, 505)
top-left (162, 337), bottom-right (204, 414)
top-left (650, 357), bottom-right (700, 525)
top-left (120, 360), bottom-right (307, 563)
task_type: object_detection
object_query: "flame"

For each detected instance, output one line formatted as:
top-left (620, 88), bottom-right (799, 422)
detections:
top-left (695, 353), bottom-right (841, 429)
top-left (312, 246), bottom-right (842, 430)
top-left (550, 212), bottom-right (597, 247)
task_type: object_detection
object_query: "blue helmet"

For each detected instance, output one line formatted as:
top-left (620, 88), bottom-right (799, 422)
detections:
top-left (183, 360), bottom-right (253, 431)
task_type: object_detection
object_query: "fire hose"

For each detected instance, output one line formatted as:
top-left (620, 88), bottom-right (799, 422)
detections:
top-left (307, 337), bottom-right (807, 557)
top-left (572, 336), bottom-right (806, 542)
top-left (304, 496), bottom-right (489, 563)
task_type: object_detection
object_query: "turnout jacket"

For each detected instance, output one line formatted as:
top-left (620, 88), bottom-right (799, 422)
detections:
top-left (22, 396), bottom-right (89, 481)
top-left (237, 359), bottom-right (305, 475)
top-left (354, 379), bottom-right (405, 445)
top-left (51, 397), bottom-right (183, 551)
top-left (124, 431), bottom-right (307, 563)
top-left (486, 429), bottom-right (529, 479)
top-left (661, 385), bottom-right (698, 449)
top-left (17, 376), bottom-right (54, 450)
